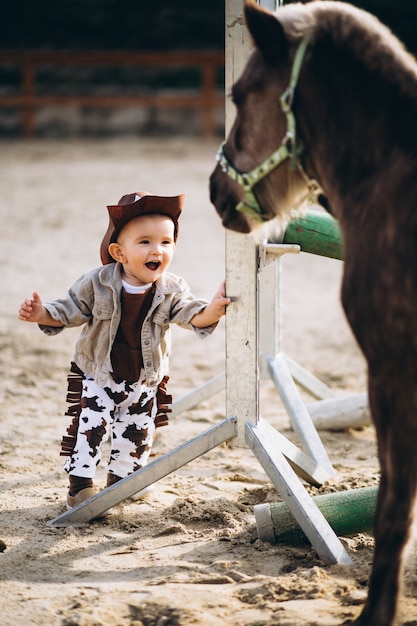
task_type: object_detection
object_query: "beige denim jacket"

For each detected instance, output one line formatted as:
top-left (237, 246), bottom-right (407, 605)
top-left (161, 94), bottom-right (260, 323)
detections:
top-left (40, 262), bottom-right (216, 387)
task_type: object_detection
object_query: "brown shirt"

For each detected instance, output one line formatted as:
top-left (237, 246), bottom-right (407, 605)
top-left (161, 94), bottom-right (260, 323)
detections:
top-left (111, 285), bottom-right (155, 383)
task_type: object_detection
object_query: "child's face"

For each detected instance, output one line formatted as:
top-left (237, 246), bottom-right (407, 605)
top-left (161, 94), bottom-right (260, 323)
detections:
top-left (110, 214), bottom-right (176, 285)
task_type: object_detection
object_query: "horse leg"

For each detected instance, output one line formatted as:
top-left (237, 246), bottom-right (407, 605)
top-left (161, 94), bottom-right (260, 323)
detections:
top-left (354, 377), bottom-right (417, 626)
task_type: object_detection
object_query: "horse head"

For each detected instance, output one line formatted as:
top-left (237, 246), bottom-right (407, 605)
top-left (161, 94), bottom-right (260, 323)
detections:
top-left (210, 0), bottom-right (315, 234)
top-left (210, 0), bottom-right (416, 236)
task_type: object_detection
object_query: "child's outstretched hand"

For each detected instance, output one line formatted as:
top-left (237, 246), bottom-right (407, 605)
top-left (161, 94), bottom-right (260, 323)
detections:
top-left (191, 280), bottom-right (232, 328)
top-left (18, 291), bottom-right (63, 327)
top-left (18, 292), bottom-right (45, 323)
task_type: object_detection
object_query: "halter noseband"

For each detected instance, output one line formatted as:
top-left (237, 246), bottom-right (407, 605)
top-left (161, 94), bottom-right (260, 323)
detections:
top-left (215, 36), bottom-right (310, 221)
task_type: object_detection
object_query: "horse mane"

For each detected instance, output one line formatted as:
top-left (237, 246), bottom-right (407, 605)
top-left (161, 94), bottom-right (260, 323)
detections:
top-left (276, 1), bottom-right (417, 98)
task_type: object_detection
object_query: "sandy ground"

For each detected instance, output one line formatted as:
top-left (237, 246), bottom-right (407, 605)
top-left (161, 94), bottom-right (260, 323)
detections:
top-left (1, 137), bottom-right (416, 626)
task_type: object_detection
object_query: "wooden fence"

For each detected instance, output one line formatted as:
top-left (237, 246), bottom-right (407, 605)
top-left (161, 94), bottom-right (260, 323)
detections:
top-left (0, 50), bottom-right (225, 137)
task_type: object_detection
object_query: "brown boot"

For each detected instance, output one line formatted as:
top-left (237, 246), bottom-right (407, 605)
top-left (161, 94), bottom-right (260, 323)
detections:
top-left (66, 487), bottom-right (97, 509)
top-left (106, 473), bottom-right (153, 500)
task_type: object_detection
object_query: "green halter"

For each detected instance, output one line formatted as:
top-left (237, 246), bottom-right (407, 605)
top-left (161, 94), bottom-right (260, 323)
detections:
top-left (215, 36), bottom-right (310, 221)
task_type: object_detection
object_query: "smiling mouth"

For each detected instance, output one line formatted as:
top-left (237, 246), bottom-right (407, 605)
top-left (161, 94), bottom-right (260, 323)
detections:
top-left (146, 261), bottom-right (161, 271)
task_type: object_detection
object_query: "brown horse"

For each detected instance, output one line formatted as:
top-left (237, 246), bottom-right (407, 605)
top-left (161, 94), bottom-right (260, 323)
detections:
top-left (210, 1), bottom-right (417, 625)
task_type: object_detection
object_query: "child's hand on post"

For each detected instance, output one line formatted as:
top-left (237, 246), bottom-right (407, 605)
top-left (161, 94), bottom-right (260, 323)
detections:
top-left (210, 280), bottom-right (232, 318)
top-left (190, 280), bottom-right (232, 328)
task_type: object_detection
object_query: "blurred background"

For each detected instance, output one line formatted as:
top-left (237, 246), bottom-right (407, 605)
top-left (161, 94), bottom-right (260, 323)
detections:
top-left (0, 0), bottom-right (414, 138)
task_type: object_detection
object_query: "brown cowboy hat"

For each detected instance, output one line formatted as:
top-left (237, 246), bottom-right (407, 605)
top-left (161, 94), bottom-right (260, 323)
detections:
top-left (100, 191), bottom-right (185, 264)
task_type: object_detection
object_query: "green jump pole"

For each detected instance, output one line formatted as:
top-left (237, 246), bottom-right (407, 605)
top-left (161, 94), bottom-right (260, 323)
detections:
top-left (283, 208), bottom-right (344, 260)
top-left (254, 485), bottom-right (377, 544)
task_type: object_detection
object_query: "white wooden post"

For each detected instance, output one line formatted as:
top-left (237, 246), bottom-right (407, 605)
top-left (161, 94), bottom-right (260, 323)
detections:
top-left (225, 0), bottom-right (258, 446)
top-left (259, 255), bottom-right (282, 378)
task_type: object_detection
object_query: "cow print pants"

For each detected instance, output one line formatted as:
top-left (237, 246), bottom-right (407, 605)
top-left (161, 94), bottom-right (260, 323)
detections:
top-left (62, 370), bottom-right (160, 481)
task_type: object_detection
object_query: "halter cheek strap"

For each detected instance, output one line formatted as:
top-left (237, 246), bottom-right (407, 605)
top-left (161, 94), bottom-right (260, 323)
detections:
top-left (215, 36), bottom-right (310, 221)
top-left (216, 141), bottom-right (291, 221)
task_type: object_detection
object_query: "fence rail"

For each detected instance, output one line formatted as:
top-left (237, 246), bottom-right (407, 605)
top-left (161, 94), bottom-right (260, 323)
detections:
top-left (0, 50), bottom-right (225, 137)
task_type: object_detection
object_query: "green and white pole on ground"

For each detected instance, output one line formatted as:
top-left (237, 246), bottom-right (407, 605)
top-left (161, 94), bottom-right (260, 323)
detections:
top-left (255, 485), bottom-right (378, 544)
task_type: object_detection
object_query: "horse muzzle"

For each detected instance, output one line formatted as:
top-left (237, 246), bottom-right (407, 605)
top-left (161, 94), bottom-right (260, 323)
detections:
top-left (209, 167), bottom-right (252, 233)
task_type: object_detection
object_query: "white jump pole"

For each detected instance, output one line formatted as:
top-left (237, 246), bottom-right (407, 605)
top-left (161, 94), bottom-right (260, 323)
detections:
top-left (225, 0), bottom-right (259, 447)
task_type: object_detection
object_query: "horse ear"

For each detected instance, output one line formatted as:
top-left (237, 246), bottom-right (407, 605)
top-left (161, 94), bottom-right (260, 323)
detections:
top-left (244, 0), bottom-right (289, 64)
